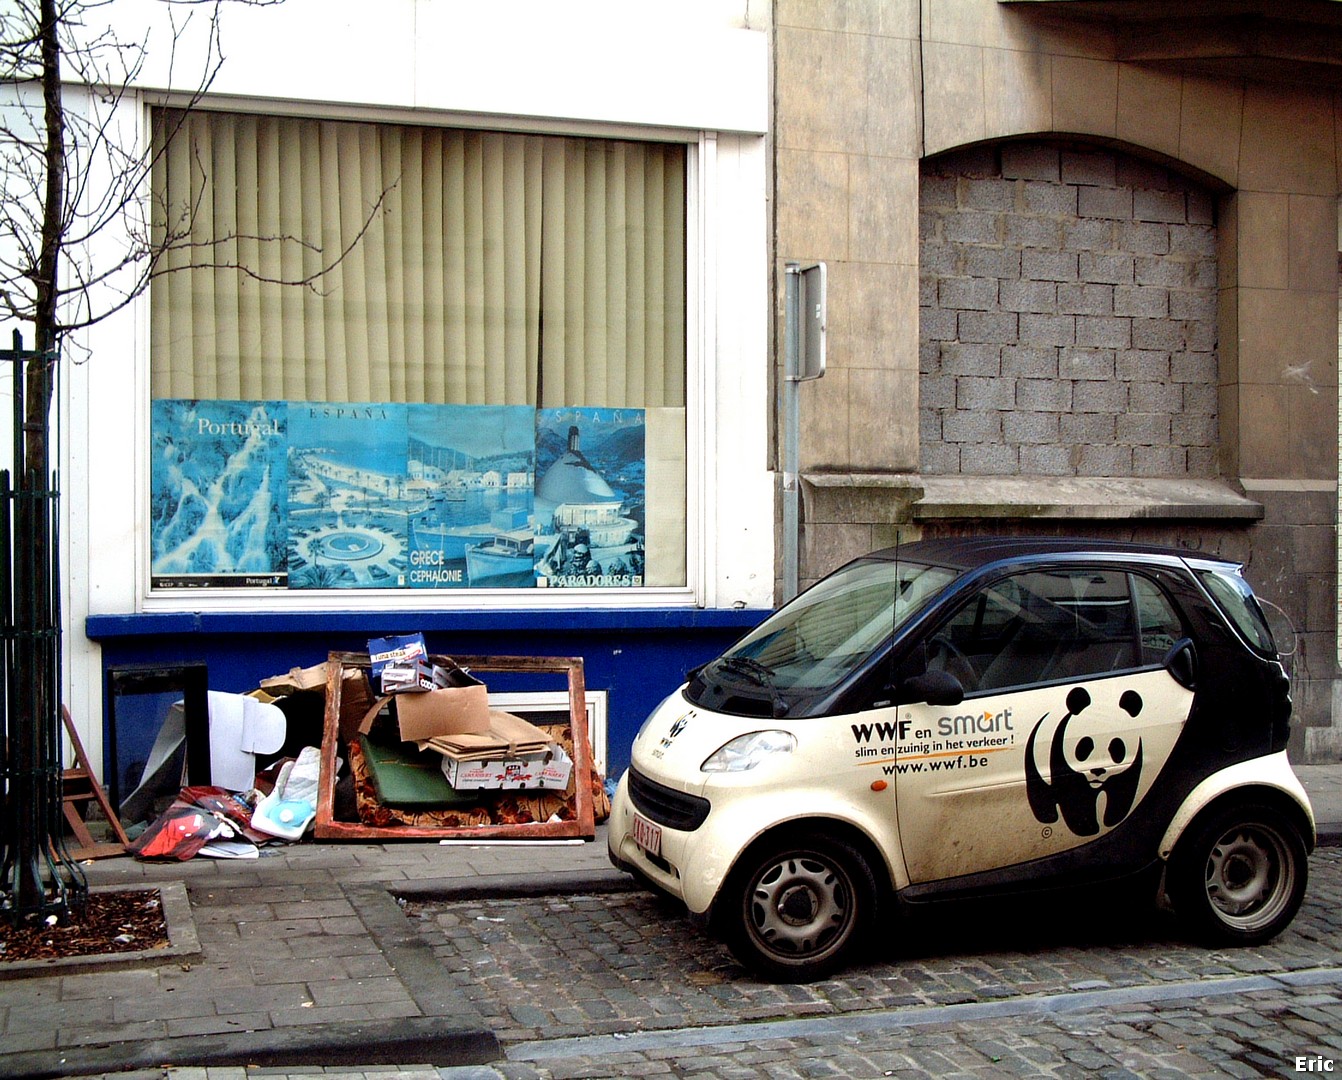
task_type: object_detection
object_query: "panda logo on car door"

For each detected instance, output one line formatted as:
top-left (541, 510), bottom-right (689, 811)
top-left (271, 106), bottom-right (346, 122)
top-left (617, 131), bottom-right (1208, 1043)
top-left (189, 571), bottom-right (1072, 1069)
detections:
top-left (1025, 685), bottom-right (1145, 836)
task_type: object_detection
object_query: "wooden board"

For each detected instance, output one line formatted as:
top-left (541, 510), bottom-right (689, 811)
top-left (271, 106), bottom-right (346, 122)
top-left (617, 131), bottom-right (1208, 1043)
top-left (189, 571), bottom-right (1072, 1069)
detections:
top-left (315, 652), bottom-right (595, 841)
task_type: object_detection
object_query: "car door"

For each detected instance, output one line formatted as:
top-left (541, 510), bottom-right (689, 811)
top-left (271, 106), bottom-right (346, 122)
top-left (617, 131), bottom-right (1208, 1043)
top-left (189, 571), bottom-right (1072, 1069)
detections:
top-left (893, 566), bottom-right (1194, 885)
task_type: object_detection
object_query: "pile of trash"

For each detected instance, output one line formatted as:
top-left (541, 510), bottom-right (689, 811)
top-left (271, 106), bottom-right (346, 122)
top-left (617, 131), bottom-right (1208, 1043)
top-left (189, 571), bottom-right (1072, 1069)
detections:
top-left (123, 634), bottom-right (605, 859)
top-left (124, 688), bottom-right (327, 861)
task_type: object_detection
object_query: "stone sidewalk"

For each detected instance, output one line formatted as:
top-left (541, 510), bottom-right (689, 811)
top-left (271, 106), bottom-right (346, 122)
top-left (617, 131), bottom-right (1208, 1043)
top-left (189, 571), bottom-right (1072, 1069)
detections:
top-left (0, 766), bottom-right (1339, 1080)
top-left (0, 833), bottom-right (626, 1079)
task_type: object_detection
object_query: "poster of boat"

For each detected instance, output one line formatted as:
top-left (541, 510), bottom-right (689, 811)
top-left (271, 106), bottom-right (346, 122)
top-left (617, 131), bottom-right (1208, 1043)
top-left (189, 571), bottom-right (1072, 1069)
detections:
top-left (285, 402), bottom-right (411, 589)
top-left (406, 404), bottom-right (535, 588)
top-left (149, 399), bottom-right (289, 589)
top-left (533, 407), bottom-right (646, 588)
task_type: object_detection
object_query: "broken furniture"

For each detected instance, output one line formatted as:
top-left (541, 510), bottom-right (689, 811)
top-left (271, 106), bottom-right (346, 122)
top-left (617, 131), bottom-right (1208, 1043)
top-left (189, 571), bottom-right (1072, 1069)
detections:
top-left (60, 705), bottom-right (130, 859)
top-left (316, 652), bottom-right (596, 841)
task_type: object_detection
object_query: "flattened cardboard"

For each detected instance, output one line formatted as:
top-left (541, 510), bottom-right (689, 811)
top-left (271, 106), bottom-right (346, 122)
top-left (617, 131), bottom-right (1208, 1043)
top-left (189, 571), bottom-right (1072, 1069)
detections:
top-left (358, 685), bottom-right (491, 742)
top-left (419, 710), bottom-right (552, 760)
top-left (337, 669), bottom-right (376, 745)
top-left (397, 684), bottom-right (490, 739)
top-left (260, 662), bottom-right (329, 696)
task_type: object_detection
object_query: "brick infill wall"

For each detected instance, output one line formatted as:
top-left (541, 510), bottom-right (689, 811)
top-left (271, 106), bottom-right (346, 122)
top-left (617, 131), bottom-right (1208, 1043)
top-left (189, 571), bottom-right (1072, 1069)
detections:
top-left (919, 142), bottom-right (1219, 479)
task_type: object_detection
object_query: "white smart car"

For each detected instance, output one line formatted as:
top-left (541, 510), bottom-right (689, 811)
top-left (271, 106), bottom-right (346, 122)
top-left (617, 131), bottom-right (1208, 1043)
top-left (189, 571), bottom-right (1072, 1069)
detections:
top-left (608, 538), bottom-right (1315, 981)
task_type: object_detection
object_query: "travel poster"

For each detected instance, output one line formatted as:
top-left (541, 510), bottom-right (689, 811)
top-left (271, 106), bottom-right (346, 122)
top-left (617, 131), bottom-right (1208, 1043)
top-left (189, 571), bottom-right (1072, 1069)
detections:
top-left (151, 399), bottom-right (650, 592)
top-left (149, 399), bottom-right (289, 588)
top-left (285, 402), bottom-right (410, 589)
top-left (534, 407), bottom-right (646, 588)
top-left (406, 404), bottom-right (536, 589)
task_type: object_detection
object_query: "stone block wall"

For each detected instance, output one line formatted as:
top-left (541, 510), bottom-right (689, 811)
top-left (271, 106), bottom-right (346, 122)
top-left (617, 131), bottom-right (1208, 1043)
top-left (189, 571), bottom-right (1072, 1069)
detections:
top-left (920, 143), bottom-right (1221, 478)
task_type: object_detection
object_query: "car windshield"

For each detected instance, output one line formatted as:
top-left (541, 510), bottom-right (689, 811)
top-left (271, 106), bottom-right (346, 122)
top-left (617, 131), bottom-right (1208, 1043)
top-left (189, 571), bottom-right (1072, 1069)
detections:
top-left (694, 558), bottom-right (957, 710)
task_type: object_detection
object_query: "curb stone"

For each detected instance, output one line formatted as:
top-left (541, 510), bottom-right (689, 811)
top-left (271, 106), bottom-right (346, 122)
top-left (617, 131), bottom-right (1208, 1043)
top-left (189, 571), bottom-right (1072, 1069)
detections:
top-left (392, 867), bottom-right (636, 902)
top-left (0, 1015), bottom-right (501, 1080)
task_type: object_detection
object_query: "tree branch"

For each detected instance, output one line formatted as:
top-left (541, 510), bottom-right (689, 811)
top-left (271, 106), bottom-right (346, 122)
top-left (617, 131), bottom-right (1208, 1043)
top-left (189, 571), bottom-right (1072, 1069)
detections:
top-left (1, 0), bottom-right (393, 348)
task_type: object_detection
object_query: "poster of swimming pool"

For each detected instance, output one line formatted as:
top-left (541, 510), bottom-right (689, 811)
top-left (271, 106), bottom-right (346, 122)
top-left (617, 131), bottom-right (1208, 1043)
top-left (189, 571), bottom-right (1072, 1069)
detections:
top-left (285, 403), bottom-right (411, 589)
top-left (149, 400), bottom-right (289, 589)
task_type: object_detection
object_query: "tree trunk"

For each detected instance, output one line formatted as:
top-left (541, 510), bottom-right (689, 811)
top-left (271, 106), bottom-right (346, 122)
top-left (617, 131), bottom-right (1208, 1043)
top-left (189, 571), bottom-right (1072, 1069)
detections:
top-left (5, 0), bottom-right (69, 916)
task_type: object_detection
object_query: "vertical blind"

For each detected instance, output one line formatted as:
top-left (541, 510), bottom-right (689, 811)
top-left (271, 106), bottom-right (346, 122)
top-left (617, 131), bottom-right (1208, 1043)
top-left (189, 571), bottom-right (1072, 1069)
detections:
top-left (149, 110), bottom-right (687, 410)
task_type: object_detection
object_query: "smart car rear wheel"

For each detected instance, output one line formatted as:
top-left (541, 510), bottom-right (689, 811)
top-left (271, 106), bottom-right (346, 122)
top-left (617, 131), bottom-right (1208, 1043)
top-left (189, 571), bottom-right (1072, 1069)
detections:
top-left (1169, 803), bottom-right (1307, 946)
top-left (721, 831), bottom-right (876, 982)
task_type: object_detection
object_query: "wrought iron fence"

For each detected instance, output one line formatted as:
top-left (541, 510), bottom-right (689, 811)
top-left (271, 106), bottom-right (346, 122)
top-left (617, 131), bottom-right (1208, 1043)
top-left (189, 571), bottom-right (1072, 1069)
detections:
top-left (0, 329), bottom-right (86, 923)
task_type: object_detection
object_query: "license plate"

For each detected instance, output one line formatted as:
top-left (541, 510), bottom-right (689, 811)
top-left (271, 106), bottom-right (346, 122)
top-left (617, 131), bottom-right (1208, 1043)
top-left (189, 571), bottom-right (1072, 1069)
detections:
top-left (632, 812), bottom-right (662, 858)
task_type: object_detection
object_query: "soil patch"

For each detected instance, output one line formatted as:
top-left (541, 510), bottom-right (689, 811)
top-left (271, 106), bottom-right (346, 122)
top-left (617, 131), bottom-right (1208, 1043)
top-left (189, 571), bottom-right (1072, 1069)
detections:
top-left (0, 887), bottom-right (169, 963)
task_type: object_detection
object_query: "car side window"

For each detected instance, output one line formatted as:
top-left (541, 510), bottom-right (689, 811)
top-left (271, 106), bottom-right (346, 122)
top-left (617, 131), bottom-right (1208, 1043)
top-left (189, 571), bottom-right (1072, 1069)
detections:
top-left (1133, 574), bottom-right (1184, 663)
top-left (922, 568), bottom-right (1143, 695)
top-left (916, 578), bottom-right (1023, 693)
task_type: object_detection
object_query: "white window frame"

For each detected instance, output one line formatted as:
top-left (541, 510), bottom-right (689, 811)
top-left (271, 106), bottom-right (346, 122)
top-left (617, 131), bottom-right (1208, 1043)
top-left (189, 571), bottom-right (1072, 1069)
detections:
top-left (133, 100), bottom-right (715, 614)
top-left (487, 689), bottom-right (608, 779)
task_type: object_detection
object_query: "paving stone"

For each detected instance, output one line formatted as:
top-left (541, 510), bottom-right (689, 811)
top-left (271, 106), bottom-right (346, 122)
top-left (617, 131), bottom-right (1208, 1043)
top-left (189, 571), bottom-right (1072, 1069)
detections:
top-left (164, 1012), bottom-right (272, 1038)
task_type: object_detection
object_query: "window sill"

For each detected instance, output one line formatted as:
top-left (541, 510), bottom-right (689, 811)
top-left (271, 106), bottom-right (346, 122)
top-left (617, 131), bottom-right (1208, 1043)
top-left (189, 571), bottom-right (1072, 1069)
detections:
top-left (85, 607), bottom-right (768, 640)
top-left (913, 476), bottom-right (1264, 521)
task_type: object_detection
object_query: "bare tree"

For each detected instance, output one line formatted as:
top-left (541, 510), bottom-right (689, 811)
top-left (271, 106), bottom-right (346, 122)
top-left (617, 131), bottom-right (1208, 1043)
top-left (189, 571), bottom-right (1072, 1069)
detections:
top-left (0, 0), bottom-right (386, 919)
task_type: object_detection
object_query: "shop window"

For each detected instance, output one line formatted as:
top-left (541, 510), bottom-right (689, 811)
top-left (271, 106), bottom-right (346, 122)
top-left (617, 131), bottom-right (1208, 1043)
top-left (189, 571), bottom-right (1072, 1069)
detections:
top-left (148, 110), bottom-right (687, 594)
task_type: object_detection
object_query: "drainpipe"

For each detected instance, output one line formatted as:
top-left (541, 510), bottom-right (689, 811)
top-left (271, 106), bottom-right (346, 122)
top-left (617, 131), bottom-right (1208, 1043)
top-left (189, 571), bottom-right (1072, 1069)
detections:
top-left (781, 261), bottom-right (826, 602)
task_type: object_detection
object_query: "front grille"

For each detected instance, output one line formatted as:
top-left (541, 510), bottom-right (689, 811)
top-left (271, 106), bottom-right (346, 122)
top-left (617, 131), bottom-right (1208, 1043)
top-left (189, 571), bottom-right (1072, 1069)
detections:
top-left (628, 768), bottom-right (711, 832)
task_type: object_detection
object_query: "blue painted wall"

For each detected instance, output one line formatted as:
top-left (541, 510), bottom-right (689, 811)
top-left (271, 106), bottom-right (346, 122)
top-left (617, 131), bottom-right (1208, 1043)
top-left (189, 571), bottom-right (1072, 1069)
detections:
top-left (85, 607), bottom-right (768, 782)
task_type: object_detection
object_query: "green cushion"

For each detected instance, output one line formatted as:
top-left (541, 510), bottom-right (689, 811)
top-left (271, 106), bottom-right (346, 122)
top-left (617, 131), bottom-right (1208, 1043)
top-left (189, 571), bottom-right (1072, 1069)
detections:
top-left (358, 734), bottom-right (479, 807)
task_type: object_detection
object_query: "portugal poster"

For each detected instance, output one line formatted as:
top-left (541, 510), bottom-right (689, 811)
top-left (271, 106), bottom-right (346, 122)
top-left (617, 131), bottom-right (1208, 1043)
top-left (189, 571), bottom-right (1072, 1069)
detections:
top-left (149, 400), bottom-right (289, 589)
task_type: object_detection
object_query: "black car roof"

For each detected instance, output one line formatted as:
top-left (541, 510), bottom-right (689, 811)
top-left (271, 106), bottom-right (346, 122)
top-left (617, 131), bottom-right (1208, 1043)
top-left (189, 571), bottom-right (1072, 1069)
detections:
top-left (865, 535), bottom-right (1232, 573)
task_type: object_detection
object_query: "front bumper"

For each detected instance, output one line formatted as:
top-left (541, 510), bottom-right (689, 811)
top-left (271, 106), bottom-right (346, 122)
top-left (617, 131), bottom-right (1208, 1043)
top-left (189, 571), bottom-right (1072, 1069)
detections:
top-left (607, 771), bottom-right (697, 906)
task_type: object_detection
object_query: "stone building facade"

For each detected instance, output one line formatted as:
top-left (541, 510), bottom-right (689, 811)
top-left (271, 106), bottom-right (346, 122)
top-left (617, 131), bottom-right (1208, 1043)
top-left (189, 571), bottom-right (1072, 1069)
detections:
top-left (773, 0), bottom-right (1342, 760)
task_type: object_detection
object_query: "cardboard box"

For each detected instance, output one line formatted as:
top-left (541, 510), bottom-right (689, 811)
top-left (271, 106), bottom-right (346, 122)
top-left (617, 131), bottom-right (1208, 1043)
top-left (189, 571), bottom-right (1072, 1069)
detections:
top-left (441, 743), bottom-right (573, 791)
top-left (367, 633), bottom-right (427, 676)
top-left (380, 659), bottom-right (440, 693)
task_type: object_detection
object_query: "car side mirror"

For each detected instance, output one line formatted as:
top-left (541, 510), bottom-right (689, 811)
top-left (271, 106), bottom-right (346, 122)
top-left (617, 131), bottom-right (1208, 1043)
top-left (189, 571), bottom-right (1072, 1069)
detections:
top-left (894, 669), bottom-right (965, 707)
top-left (1164, 637), bottom-right (1197, 690)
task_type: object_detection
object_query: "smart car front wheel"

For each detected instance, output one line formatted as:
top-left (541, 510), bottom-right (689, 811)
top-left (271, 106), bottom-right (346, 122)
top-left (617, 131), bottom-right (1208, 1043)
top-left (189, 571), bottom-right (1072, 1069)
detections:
top-left (721, 831), bottom-right (876, 982)
top-left (1169, 802), bottom-right (1308, 946)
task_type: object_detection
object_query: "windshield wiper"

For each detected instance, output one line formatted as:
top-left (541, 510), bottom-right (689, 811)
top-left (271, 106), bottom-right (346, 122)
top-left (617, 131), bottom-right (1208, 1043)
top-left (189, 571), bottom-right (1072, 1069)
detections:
top-left (716, 655), bottom-right (774, 685)
top-left (713, 656), bottom-right (789, 716)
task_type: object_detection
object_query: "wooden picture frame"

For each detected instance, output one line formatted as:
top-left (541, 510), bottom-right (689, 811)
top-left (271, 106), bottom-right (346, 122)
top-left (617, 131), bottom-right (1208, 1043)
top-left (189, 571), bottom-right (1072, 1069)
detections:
top-left (315, 651), bottom-right (595, 841)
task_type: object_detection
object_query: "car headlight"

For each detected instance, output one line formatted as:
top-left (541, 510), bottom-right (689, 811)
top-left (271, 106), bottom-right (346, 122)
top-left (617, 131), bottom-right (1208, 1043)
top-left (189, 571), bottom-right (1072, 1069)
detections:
top-left (701, 730), bottom-right (796, 773)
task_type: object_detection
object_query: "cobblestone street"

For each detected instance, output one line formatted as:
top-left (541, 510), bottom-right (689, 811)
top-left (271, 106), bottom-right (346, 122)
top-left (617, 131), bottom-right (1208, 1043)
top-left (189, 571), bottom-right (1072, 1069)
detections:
top-left (404, 850), bottom-right (1342, 1078)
